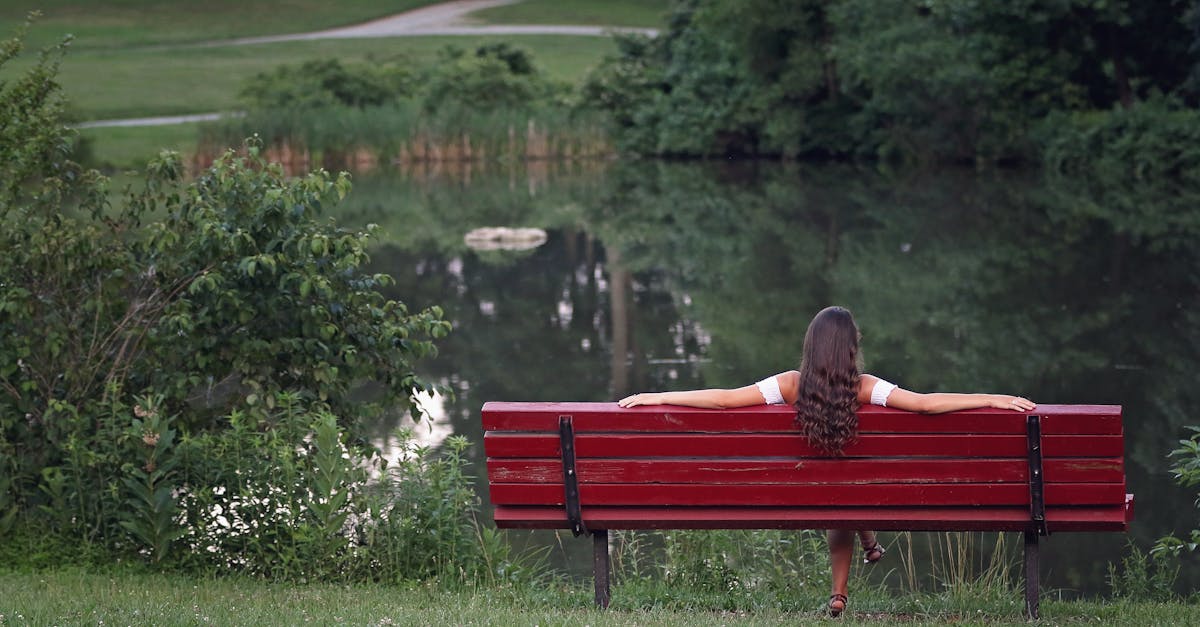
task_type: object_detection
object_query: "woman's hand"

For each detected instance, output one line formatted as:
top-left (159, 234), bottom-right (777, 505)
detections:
top-left (991, 395), bottom-right (1037, 411)
top-left (618, 393), bottom-right (665, 408)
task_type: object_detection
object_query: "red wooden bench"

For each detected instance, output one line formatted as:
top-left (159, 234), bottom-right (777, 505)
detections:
top-left (482, 401), bottom-right (1133, 619)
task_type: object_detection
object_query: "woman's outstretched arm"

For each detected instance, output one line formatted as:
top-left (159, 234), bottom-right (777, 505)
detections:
top-left (863, 375), bottom-right (1035, 414)
top-left (618, 385), bottom-right (766, 409)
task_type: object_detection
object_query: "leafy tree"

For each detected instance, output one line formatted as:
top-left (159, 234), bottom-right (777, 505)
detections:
top-left (0, 25), bottom-right (448, 552)
top-left (582, 0), bottom-right (838, 157)
top-left (420, 44), bottom-right (569, 112)
top-left (583, 0), bottom-right (1199, 163)
top-left (1155, 427), bottom-right (1200, 559)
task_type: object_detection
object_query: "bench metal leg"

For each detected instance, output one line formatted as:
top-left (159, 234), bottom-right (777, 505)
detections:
top-left (1024, 531), bottom-right (1039, 620)
top-left (593, 530), bottom-right (610, 608)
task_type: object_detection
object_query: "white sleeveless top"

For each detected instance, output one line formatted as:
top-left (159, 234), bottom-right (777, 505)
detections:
top-left (755, 375), bottom-right (897, 407)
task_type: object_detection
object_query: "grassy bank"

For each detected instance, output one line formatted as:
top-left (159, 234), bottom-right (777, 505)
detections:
top-left (79, 124), bottom-right (201, 170)
top-left (0, 1), bottom-right (635, 169)
top-left (0, 1), bottom-right (442, 50)
top-left (45, 35), bottom-right (615, 121)
top-left (1, 569), bottom-right (1197, 626)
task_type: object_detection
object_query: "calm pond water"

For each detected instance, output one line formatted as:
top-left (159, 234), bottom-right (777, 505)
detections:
top-left (335, 159), bottom-right (1199, 596)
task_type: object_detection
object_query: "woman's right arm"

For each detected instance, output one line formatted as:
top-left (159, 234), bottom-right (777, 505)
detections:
top-left (618, 371), bottom-right (799, 409)
top-left (617, 386), bottom-right (765, 409)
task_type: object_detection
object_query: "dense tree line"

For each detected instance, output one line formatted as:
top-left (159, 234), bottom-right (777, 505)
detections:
top-left (582, 0), bottom-right (1200, 165)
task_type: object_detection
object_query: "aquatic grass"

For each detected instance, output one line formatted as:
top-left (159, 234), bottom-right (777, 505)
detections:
top-left (196, 103), bottom-right (613, 170)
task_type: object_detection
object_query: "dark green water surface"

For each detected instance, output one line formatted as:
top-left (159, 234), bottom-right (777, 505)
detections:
top-left (337, 160), bottom-right (1200, 596)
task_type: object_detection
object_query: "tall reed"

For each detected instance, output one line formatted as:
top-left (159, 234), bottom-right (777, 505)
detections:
top-left (195, 104), bottom-right (613, 171)
top-left (894, 531), bottom-right (1017, 594)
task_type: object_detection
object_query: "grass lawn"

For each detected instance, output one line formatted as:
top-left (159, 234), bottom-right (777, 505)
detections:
top-left (1, 570), bottom-right (1198, 626)
top-left (0, 1), bottom-right (442, 50)
top-left (473, 0), bottom-right (671, 28)
top-left (40, 35), bottom-right (616, 121)
top-left (79, 123), bottom-right (201, 171)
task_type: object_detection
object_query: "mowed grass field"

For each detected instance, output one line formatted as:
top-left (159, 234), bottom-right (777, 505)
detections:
top-left (0, 0), bottom-right (442, 50)
top-left (474, 0), bottom-right (670, 27)
top-left (0, 1), bottom-right (658, 167)
top-left (2, 569), bottom-right (1199, 626)
top-left (53, 35), bottom-right (619, 121)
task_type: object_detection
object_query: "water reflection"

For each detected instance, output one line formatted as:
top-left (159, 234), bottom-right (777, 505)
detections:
top-left (337, 160), bottom-right (1200, 596)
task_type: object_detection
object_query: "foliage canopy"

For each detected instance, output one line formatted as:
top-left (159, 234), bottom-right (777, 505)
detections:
top-left (581, 0), bottom-right (1200, 164)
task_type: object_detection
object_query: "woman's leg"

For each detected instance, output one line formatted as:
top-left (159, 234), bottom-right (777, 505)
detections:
top-left (828, 529), bottom-right (854, 614)
top-left (859, 530), bottom-right (884, 562)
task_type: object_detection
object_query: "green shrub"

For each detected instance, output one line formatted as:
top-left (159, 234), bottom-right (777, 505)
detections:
top-left (1154, 426), bottom-right (1200, 559)
top-left (239, 58), bottom-right (414, 109)
top-left (420, 44), bottom-right (570, 113)
top-left (1037, 97), bottom-right (1200, 184)
top-left (209, 45), bottom-right (592, 163)
top-left (1109, 542), bottom-right (1179, 601)
top-left (0, 25), bottom-right (502, 583)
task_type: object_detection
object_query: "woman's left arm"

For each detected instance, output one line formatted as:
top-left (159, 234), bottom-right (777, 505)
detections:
top-left (881, 388), bottom-right (1036, 414)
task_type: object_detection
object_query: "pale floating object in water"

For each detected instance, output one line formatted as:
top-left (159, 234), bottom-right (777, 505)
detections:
top-left (463, 227), bottom-right (548, 251)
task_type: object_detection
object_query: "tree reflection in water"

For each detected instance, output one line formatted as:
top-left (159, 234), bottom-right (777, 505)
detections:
top-left (337, 160), bottom-right (1199, 596)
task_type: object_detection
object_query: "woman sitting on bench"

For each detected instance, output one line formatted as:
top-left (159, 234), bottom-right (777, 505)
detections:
top-left (617, 305), bottom-right (1036, 617)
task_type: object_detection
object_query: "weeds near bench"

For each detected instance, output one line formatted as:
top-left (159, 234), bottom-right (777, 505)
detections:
top-left (610, 529), bottom-right (829, 598)
top-left (894, 531), bottom-right (1017, 594)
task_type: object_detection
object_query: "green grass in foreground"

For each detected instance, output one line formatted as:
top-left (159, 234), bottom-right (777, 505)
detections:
top-left (474, 0), bottom-right (671, 28)
top-left (34, 35), bottom-right (616, 121)
top-left (0, 1), bottom-right (440, 50)
top-left (1, 570), bottom-right (1198, 626)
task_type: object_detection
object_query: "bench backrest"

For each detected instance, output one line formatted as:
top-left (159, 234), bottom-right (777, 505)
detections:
top-left (482, 402), bottom-right (1131, 533)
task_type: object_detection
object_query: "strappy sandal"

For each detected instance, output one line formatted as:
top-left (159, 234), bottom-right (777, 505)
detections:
top-left (828, 593), bottom-right (848, 617)
top-left (862, 540), bottom-right (885, 564)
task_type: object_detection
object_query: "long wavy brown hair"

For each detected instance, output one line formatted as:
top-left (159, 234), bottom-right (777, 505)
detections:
top-left (794, 306), bottom-right (862, 455)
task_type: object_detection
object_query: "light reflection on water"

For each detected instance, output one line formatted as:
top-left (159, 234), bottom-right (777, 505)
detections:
top-left (339, 160), bottom-right (1200, 597)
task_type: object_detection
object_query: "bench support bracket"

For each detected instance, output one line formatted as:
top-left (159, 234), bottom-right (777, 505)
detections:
top-left (1026, 415), bottom-right (1047, 536)
top-left (1025, 414), bottom-right (1046, 620)
top-left (559, 416), bottom-right (587, 537)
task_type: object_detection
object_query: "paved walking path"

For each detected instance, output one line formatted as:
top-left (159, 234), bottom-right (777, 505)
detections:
top-left (76, 112), bottom-right (233, 129)
top-left (213, 0), bottom-right (657, 47)
top-left (80, 0), bottom-right (659, 128)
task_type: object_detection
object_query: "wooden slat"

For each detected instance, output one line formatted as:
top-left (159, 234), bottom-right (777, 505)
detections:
top-left (491, 505), bottom-right (1131, 532)
top-left (489, 482), bottom-right (1125, 507)
top-left (485, 457), bottom-right (1124, 485)
top-left (482, 402), bottom-right (1129, 533)
top-left (484, 433), bottom-right (1123, 458)
top-left (481, 402), bottom-right (1122, 435)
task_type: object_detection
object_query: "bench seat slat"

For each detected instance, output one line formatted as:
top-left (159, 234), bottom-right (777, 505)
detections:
top-left (492, 504), bottom-right (1132, 532)
top-left (484, 433), bottom-right (1123, 458)
top-left (481, 402), bottom-right (1122, 435)
top-left (489, 482), bottom-right (1125, 507)
top-left (485, 458), bottom-right (1124, 485)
